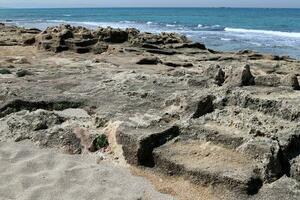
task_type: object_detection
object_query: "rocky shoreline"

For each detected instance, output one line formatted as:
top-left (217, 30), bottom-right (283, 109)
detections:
top-left (1, 23), bottom-right (300, 199)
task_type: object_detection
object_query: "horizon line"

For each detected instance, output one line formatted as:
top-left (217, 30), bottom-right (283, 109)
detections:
top-left (1, 6), bottom-right (300, 9)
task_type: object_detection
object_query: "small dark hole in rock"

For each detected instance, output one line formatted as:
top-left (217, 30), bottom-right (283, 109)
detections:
top-left (246, 177), bottom-right (263, 195)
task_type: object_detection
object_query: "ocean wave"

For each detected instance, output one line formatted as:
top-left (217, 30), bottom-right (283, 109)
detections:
top-left (195, 24), bottom-right (225, 31)
top-left (225, 27), bottom-right (300, 38)
top-left (166, 24), bottom-right (176, 27)
top-left (120, 20), bottom-right (133, 24)
top-left (220, 38), bottom-right (232, 41)
top-left (47, 19), bottom-right (68, 23)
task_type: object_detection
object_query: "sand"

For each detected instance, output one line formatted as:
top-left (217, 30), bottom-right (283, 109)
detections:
top-left (0, 141), bottom-right (174, 200)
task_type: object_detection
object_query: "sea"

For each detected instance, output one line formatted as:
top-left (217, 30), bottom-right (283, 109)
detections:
top-left (1, 8), bottom-right (300, 58)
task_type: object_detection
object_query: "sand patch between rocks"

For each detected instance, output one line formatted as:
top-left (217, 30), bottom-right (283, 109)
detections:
top-left (0, 141), bottom-right (174, 200)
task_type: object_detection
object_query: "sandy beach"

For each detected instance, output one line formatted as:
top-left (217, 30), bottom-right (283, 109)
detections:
top-left (0, 141), bottom-right (175, 200)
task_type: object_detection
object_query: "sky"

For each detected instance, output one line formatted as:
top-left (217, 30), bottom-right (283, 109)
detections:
top-left (1, 0), bottom-right (300, 8)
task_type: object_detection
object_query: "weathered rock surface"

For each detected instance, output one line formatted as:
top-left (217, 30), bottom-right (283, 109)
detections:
top-left (1, 23), bottom-right (300, 199)
top-left (137, 56), bottom-right (161, 65)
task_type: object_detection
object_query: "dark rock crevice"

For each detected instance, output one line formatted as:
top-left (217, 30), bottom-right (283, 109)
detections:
top-left (264, 135), bottom-right (300, 185)
top-left (192, 95), bottom-right (215, 118)
top-left (117, 126), bottom-right (180, 167)
top-left (277, 133), bottom-right (300, 177)
top-left (246, 177), bottom-right (263, 195)
top-left (137, 126), bottom-right (180, 167)
top-left (0, 99), bottom-right (84, 118)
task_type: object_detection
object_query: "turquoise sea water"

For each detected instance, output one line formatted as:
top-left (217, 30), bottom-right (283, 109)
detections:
top-left (1, 8), bottom-right (300, 58)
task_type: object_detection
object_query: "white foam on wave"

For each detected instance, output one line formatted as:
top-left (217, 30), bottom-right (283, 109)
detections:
top-left (47, 19), bottom-right (68, 23)
top-left (166, 24), bottom-right (176, 27)
top-left (225, 27), bottom-right (300, 39)
top-left (220, 38), bottom-right (232, 41)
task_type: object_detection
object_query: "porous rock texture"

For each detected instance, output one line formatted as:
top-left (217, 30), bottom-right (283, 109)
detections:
top-left (1, 23), bottom-right (300, 199)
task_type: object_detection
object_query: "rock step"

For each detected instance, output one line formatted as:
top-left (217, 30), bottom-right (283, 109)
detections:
top-left (183, 123), bottom-right (248, 149)
top-left (228, 88), bottom-right (300, 122)
top-left (180, 108), bottom-right (290, 183)
top-left (201, 106), bottom-right (298, 140)
top-left (153, 139), bottom-right (263, 195)
top-left (116, 126), bottom-right (180, 167)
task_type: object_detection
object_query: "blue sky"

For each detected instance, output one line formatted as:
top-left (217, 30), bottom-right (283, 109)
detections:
top-left (1, 0), bottom-right (300, 8)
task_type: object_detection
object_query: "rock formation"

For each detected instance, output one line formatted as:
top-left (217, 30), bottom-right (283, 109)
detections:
top-left (1, 23), bottom-right (300, 199)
